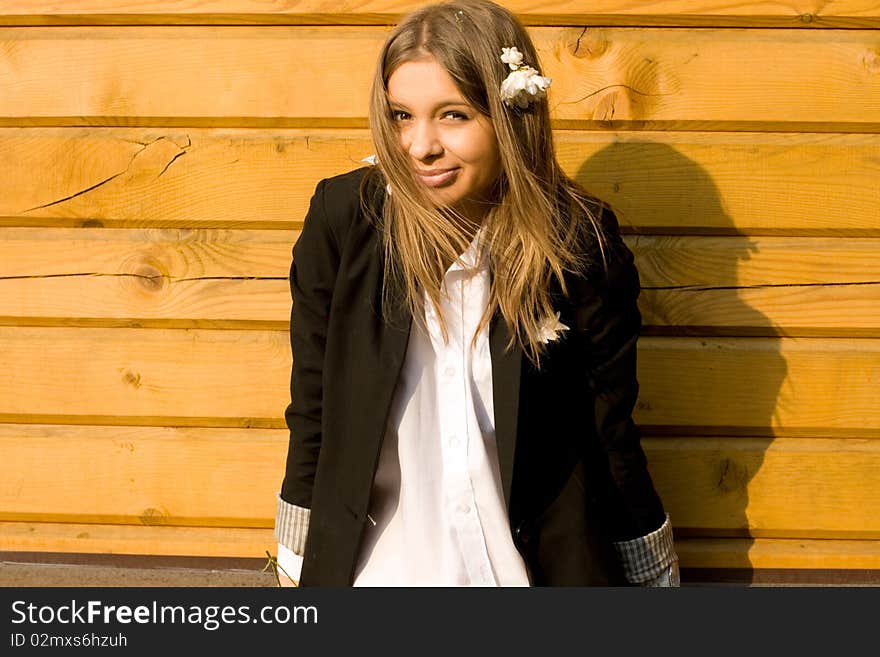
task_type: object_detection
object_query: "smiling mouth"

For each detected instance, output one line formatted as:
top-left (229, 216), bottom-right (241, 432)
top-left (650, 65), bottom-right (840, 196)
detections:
top-left (416, 168), bottom-right (459, 188)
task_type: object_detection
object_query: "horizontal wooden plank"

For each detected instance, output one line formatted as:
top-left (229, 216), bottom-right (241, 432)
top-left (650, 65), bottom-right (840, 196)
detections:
top-left (635, 235), bottom-right (880, 336)
top-left (675, 537), bottom-right (880, 570)
top-left (0, 227), bottom-right (293, 278)
top-left (1, 1), bottom-right (878, 27)
top-left (636, 236), bottom-right (880, 287)
top-left (1, 27), bottom-right (879, 129)
top-left (0, 521), bottom-right (276, 559)
top-left (0, 227), bottom-right (292, 327)
top-left (0, 128), bottom-right (369, 228)
top-left (565, 132), bottom-right (880, 234)
top-left (2, 329), bottom-right (880, 434)
top-left (0, 327), bottom-right (290, 423)
top-left (2, 425), bottom-right (879, 538)
top-left (636, 337), bottom-right (880, 435)
top-left (3, 228), bottom-right (880, 336)
top-left (3, 525), bottom-right (880, 570)
top-left (642, 285), bottom-right (880, 338)
top-left (2, 128), bottom-right (879, 232)
top-left (0, 425), bottom-right (285, 526)
top-left (644, 436), bottom-right (880, 538)
top-left (0, 558), bottom-right (275, 587)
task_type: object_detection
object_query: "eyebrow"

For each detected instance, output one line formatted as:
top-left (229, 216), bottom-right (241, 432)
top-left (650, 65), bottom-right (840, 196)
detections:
top-left (388, 99), bottom-right (471, 110)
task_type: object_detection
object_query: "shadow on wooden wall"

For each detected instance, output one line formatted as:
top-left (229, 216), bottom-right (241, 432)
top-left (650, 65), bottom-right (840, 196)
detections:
top-left (579, 141), bottom-right (787, 584)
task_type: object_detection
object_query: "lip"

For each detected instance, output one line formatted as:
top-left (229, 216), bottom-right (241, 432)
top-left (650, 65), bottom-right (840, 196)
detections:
top-left (416, 168), bottom-right (459, 188)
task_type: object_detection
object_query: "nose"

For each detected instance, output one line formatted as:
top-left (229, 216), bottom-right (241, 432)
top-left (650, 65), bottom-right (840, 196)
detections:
top-left (406, 120), bottom-right (443, 161)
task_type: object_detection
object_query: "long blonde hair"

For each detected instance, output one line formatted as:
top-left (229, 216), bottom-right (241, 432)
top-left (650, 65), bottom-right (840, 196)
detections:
top-left (366, 0), bottom-right (610, 369)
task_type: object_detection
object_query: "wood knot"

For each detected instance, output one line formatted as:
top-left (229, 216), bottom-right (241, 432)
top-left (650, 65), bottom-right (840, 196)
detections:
top-left (123, 370), bottom-right (142, 388)
top-left (863, 50), bottom-right (880, 73)
top-left (594, 89), bottom-right (630, 122)
top-left (134, 263), bottom-right (165, 291)
top-left (568, 27), bottom-right (609, 59)
top-left (715, 457), bottom-right (749, 493)
top-left (139, 507), bottom-right (167, 526)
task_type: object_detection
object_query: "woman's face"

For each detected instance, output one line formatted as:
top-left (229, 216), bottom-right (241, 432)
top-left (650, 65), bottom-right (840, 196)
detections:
top-left (387, 56), bottom-right (502, 222)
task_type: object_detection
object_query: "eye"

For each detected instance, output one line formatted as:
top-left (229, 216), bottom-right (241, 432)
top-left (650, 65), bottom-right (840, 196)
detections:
top-left (391, 110), bottom-right (411, 121)
top-left (443, 110), bottom-right (469, 120)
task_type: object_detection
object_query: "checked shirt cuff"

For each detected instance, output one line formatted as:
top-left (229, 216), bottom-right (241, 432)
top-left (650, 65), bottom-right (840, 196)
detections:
top-left (612, 513), bottom-right (679, 585)
top-left (274, 493), bottom-right (311, 555)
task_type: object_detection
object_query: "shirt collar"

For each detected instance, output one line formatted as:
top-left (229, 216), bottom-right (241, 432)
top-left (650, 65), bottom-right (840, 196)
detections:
top-left (447, 225), bottom-right (489, 275)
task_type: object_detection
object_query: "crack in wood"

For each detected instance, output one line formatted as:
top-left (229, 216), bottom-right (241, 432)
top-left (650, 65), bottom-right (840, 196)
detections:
top-left (2, 275), bottom-right (876, 290)
top-left (157, 134), bottom-right (192, 178)
top-left (21, 136), bottom-right (192, 211)
top-left (0, 273), bottom-right (286, 282)
top-left (561, 83), bottom-right (670, 106)
top-left (644, 281), bottom-right (880, 292)
top-left (573, 27), bottom-right (588, 56)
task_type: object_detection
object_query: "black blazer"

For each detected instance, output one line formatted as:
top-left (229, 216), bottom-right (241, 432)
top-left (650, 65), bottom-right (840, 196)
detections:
top-left (280, 167), bottom-right (667, 586)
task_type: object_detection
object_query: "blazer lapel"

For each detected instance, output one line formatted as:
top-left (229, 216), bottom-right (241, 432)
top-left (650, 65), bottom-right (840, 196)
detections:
top-left (489, 308), bottom-right (522, 511)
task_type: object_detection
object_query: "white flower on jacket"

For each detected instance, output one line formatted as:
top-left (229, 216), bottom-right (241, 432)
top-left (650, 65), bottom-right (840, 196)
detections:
top-left (538, 311), bottom-right (569, 344)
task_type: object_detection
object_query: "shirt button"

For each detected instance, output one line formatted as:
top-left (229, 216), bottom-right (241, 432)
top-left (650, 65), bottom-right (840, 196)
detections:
top-left (444, 366), bottom-right (456, 377)
top-left (457, 504), bottom-right (470, 514)
top-left (448, 435), bottom-right (459, 447)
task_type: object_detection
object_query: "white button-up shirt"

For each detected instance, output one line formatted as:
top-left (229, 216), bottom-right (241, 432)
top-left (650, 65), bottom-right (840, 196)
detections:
top-left (351, 228), bottom-right (530, 586)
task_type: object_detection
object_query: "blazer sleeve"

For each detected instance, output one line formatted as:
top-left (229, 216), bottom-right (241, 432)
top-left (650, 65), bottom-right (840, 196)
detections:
top-left (279, 178), bottom-right (341, 509)
top-left (574, 204), bottom-right (667, 541)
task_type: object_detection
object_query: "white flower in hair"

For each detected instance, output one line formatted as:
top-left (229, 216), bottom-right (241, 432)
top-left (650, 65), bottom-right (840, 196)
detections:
top-left (537, 311), bottom-right (569, 344)
top-left (500, 46), bottom-right (524, 69)
top-left (501, 67), bottom-right (551, 108)
top-left (499, 46), bottom-right (551, 109)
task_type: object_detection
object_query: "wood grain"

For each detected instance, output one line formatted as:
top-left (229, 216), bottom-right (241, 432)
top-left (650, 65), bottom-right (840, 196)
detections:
top-left (3, 229), bottom-right (880, 335)
top-left (0, 227), bottom-right (293, 326)
top-left (1, 425), bottom-right (285, 526)
top-left (2, 328), bottom-right (880, 434)
top-left (2, 129), bottom-right (878, 232)
top-left (1, 27), bottom-right (878, 129)
top-left (644, 436), bottom-right (880, 538)
top-left (0, 326), bottom-right (290, 422)
top-left (636, 336), bottom-right (880, 434)
top-left (2, 425), bottom-right (878, 538)
top-left (1, 1), bottom-right (878, 27)
top-left (0, 520), bottom-right (277, 558)
top-left (635, 235), bottom-right (880, 336)
top-left (674, 537), bottom-right (880, 570)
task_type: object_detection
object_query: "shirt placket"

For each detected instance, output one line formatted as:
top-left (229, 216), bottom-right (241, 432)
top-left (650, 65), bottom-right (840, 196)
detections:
top-left (430, 265), bottom-right (496, 586)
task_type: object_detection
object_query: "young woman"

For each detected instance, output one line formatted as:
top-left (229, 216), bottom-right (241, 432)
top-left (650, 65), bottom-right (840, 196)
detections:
top-left (274, 0), bottom-right (679, 587)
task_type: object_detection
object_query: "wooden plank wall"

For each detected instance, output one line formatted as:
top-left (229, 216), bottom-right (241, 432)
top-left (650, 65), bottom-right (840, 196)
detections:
top-left (1, 1), bottom-right (879, 582)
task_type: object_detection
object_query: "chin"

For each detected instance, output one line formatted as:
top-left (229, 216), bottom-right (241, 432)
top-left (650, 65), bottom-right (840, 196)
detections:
top-left (425, 190), bottom-right (463, 209)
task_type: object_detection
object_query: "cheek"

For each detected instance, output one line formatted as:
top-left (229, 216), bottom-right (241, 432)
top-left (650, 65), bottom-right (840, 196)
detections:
top-left (460, 132), bottom-right (499, 171)
top-left (475, 128), bottom-right (500, 176)
top-left (475, 141), bottom-right (501, 184)
top-left (395, 126), bottom-right (410, 152)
